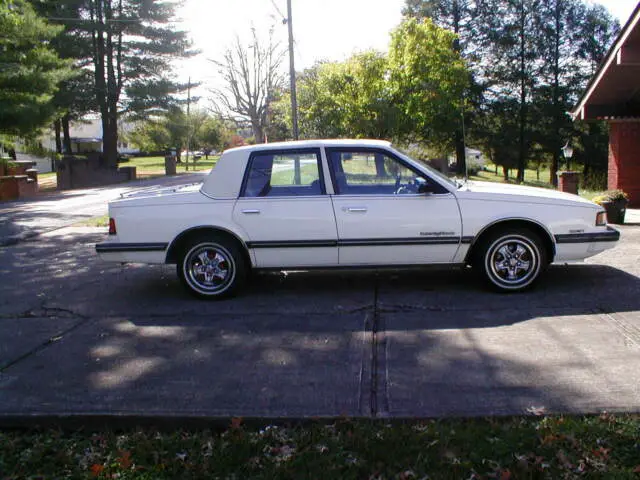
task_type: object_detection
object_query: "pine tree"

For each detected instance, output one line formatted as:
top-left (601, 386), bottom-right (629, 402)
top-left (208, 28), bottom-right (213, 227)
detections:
top-left (32, 0), bottom-right (195, 165)
top-left (0, 0), bottom-right (72, 135)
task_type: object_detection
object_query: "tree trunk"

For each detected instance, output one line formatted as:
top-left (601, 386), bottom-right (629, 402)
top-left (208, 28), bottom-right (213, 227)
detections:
top-left (550, 0), bottom-right (561, 188)
top-left (503, 166), bottom-right (509, 181)
top-left (517, 1), bottom-right (527, 184)
top-left (374, 153), bottom-right (387, 178)
top-left (252, 121), bottom-right (265, 144)
top-left (54, 119), bottom-right (62, 154)
top-left (62, 114), bottom-right (72, 154)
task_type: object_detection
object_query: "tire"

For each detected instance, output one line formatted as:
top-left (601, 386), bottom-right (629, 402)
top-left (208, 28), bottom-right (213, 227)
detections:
top-left (476, 228), bottom-right (547, 292)
top-left (177, 234), bottom-right (247, 299)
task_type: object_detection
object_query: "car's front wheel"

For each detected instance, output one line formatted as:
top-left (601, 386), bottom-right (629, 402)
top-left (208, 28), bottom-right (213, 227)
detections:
top-left (477, 228), bottom-right (547, 292)
top-left (177, 235), bottom-right (247, 299)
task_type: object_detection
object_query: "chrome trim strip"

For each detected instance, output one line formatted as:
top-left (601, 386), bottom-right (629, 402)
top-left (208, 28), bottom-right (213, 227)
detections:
top-left (555, 227), bottom-right (620, 244)
top-left (247, 237), bottom-right (463, 248)
top-left (96, 243), bottom-right (168, 253)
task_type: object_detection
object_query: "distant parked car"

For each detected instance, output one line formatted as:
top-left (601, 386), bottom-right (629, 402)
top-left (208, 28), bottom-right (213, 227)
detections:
top-left (97, 139), bottom-right (619, 298)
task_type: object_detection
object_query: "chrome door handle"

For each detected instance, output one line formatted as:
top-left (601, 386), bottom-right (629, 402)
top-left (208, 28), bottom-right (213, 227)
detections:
top-left (242, 209), bottom-right (261, 214)
top-left (345, 207), bottom-right (367, 213)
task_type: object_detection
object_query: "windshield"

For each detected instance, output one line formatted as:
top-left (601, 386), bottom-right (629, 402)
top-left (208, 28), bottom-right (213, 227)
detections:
top-left (391, 145), bottom-right (460, 188)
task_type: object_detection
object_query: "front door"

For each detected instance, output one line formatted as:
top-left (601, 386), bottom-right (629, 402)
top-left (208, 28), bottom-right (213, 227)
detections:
top-left (327, 148), bottom-right (462, 265)
top-left (232, 148), bottom-right (338, 268)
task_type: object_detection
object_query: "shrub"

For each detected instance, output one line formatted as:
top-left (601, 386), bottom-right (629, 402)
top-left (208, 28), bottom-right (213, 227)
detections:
top-left (592, 189), bottom-right (629, 205)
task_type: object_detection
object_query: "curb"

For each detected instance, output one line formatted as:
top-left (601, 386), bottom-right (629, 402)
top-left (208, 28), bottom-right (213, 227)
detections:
top-left (0, 414), bottom-right (371, 431)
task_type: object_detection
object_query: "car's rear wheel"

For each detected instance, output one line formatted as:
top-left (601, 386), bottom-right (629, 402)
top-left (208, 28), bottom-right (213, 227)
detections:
top-left (477, 228), bottom-right (547, 292)
top-left (177, 235), bottom-right (246, 299)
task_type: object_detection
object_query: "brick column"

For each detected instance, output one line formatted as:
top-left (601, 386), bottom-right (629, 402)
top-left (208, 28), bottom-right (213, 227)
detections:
top-left (609, 120), bottom-right (640, 207)
top-left (558, 171), bottom-right (580, 195)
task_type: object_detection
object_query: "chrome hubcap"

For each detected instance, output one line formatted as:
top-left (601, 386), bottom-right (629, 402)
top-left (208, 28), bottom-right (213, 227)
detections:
top-left (489, 238), bottom-right (537, 286)
top-left (185, 244), bottom-right (234, 293)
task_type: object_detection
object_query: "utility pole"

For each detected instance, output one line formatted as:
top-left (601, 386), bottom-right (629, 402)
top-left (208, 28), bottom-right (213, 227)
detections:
top-left (286, 0), bottom-right (299, 140)
top-left (185, 76), bottom-right (191, 171)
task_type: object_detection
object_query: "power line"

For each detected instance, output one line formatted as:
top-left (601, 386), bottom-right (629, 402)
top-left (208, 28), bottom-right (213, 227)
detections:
top-left (268, 0), bottom-right (286, 21)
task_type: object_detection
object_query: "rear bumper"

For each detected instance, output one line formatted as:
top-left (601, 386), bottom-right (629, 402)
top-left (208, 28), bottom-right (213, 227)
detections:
top-left (95, 242), bottom-right (168, 264)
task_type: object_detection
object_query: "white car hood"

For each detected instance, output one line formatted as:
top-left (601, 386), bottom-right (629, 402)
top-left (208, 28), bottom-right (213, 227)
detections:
top-left (457, 181), bottom-right (598, 208)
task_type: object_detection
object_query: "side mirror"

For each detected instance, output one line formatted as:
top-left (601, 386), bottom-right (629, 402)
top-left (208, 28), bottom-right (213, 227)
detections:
top-left (417, 182), bottom-right (433, 195)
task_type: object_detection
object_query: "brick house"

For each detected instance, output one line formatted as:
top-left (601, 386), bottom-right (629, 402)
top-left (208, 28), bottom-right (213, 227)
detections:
top-left (572, 2), bottom-right (640, 207)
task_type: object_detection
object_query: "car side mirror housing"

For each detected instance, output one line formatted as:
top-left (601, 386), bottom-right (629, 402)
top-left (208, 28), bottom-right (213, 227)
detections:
top-left (417, 183), bottom-right (433, 195)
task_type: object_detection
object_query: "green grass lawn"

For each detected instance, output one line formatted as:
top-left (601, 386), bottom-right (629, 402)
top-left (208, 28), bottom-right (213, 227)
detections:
top-left (1, 415), bottom-right (639, 478)
top-left (470, 166), bottom-right (553, 189)
top-left (122, 155), bottom-right (219, 177)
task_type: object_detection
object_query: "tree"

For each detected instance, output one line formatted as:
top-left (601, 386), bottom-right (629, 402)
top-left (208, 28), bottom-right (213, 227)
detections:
top-left (572, 3), bottom-right (619, 186)
top-left (129, 107), bottom-right (189, 161)
top-left (27, 0), bottom-right (97, 153)
top-left (264, 87), bottom-right (292, 142)
top-left (474, 98), bottom-right (521, 180)
top-left (297, 52), bottom-right (398, 140)
top-left (402, 0), bottom-right (480, 174)
top-left (389, 18), bottom-right (469, 153)
top-left (0, 0), bottom-right (72, 135)
top-left (210, 28), bottom-right (285, 144)
top-left (33, 0), bottom-right (194, 165)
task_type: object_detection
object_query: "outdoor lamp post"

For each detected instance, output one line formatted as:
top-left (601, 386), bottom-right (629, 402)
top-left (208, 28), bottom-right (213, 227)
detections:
top-left (562, 142), bottom-right (574, 171)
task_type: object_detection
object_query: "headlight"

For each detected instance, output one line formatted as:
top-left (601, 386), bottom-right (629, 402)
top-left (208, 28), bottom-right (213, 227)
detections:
top-left (596, 211), bottom-right (607, 226)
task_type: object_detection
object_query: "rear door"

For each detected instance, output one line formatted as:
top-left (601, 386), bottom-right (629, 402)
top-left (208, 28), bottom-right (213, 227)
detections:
top-left (232, 148), bottom-right (338, 268)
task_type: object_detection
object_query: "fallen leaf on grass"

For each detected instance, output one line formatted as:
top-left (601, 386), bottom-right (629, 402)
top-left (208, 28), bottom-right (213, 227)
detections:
top-left (90, 464), bottom-right (104, 477)
top-left (632, 465), bottom-right (640, 473)
top-left (499, 469), bottom-right (512, 480)
top-left (592, 447), bottom-right (611, 459)
top-left (231, 417), bottom-right (243, 429)
top-left (556, 450), bottom-right (574, 470)
top-left (540, 434), bottom-right (558, 446)
top-left (117, 451), bottom-right (132, 469)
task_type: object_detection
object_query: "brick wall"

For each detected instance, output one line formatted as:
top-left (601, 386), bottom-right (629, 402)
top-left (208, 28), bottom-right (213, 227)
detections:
top-left (609, 121), bottom-right (640, 207)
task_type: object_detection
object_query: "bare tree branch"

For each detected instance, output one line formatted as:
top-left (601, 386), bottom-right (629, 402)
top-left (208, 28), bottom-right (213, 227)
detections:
top-left (209, 29), bottom-right (285, 143)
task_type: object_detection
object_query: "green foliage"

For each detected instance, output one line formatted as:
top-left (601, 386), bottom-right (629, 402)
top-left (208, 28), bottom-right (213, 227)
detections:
top-left (298, 51), bottom-right (397, 139)
top-left (389, 18), bottom-right (469, 152)
top-left (0, 0), bottom-right (72, 135)
top-left (265, 88), bottom-right (292, 142)
top-left (129, 108), bottom-right (187, 154)
top-left (130, 109), bottom-right (229, 158)
top-left (297, 19), bottom-right (468, 153)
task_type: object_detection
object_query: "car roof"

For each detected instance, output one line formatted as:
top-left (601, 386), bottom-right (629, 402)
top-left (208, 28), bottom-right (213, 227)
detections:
top-left (224, 139), bottom-right (392, 154)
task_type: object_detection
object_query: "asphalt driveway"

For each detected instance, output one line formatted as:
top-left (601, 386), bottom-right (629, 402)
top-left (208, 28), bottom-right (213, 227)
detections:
top-left (0, 220), bottom-right (638, 421)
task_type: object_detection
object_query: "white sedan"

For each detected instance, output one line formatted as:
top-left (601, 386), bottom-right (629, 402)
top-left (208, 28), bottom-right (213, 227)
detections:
top-left (96, 139), bottom-right (620, 298)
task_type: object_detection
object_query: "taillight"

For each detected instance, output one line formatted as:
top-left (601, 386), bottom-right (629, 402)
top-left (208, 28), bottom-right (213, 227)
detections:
top-left (596, 211), bottom-right (607, 226)
top-left (108, 218), bottom-right (117, 235)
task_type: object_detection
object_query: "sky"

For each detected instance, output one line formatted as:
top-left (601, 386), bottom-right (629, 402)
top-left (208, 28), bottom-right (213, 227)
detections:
top-left (176, 0), bottom-right (639, 101)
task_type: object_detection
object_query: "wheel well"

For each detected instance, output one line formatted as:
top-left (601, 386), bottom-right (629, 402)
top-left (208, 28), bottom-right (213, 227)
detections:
top-left (166, 227), bottom-right (251, 267)
top-left (465, 220), bottom-right (555, 265)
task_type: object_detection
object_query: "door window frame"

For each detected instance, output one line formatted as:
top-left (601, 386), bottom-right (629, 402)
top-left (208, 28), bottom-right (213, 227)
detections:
top-left (239, 147), bottom-right (327, 198)
top-left (325, 147), bottom-right (450, 196)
